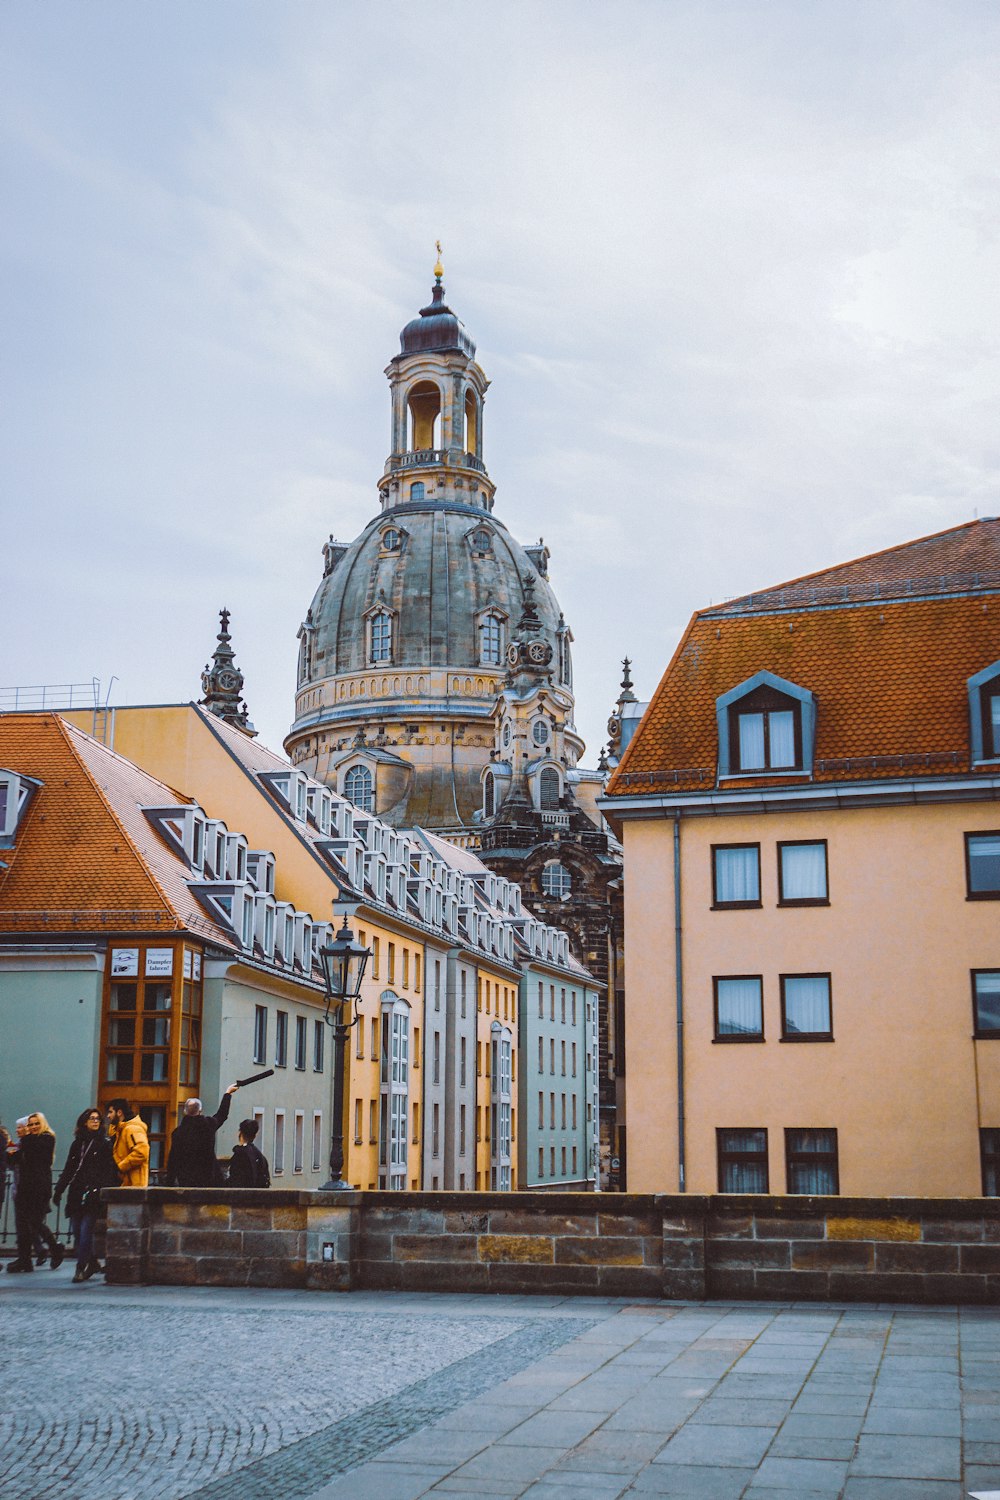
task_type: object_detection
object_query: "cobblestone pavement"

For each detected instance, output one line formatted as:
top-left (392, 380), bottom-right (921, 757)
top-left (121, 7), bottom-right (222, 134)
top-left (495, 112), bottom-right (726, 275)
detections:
top-left (3, 1267), bottom-right (1000, 1500)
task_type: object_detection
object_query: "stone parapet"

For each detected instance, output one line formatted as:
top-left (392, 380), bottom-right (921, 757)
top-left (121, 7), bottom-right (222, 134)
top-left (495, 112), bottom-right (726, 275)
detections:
top-left (103, 1190), bottom-right (1000, 1303)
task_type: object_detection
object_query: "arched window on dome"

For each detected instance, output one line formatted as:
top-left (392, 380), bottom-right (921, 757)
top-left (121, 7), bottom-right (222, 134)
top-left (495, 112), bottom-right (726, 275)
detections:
top-left (344, 765), bottom-right (374, 813)
top-left (407, 381), bottom-right (441, 451)
top-left (464, 389), bottom-right (479, 455)
top-left (370, 610), bottom-right (393, 664)
top-left (541, 860), bottom-right (572, 900)
top-left (479, 612), bottom-right (504, 666)
top-left (408, 483), bottom-right (425, 502)
top-left (539, 767), bottom-right (560, 810)
top-left (483, 770), bottom-right (496, 819)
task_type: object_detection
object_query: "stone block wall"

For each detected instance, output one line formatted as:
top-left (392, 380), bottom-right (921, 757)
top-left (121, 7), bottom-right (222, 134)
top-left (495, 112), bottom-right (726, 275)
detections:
top-left (103, 1189), bottom-right (1000, 1303)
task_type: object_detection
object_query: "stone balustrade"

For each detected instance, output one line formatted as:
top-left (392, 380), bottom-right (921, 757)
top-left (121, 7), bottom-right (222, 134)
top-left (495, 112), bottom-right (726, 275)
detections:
top-left (103, 1190), bottom-right (1000, 1303)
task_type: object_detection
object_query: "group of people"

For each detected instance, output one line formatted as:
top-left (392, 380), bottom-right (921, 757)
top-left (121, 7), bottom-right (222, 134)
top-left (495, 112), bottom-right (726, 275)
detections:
top-left (2, 1085), bottom-right (270, 1286)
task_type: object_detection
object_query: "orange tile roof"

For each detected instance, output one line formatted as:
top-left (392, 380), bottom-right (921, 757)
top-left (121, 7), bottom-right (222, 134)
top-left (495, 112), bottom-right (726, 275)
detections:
top-left (607, 519), bottom-right (1000, 797)
top-left (0, 713), bottom-right (234, 944)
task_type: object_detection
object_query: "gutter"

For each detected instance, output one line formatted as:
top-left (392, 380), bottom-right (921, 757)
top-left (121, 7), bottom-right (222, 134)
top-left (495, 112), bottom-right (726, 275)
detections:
top-left (601, 774), bottom-right (1000, 824)
top-left (673, 814), bottom-right (686, 1193)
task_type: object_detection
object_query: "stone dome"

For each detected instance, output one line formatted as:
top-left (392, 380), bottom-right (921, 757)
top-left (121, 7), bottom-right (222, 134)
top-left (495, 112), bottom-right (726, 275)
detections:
top-left (305, 501), bottom-right (563, 677)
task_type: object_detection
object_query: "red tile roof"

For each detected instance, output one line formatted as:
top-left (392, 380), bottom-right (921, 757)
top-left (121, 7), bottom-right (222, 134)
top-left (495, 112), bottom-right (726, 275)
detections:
top-left (0, 713), bottom-right (235, 944)
top-left (607, 518), bottom-right (1000, 796)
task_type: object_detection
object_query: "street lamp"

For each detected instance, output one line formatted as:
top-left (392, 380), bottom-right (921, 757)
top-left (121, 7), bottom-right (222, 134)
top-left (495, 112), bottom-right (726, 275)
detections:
top-left (318, 914), bottom-right (371, 1191)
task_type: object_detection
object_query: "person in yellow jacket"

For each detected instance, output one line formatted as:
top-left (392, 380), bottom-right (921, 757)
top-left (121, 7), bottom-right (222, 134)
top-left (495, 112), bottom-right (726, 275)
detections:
top-left (106, 1099), bottom-right (150, 1187)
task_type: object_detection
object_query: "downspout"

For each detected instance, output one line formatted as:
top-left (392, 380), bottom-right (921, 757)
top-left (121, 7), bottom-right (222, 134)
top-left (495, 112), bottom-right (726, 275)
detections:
top-left (673, 813), bottom-right (686, 1192)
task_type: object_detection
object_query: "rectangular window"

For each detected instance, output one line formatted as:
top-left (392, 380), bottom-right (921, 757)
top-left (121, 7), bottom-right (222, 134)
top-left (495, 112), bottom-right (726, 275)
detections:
top-left (273, 1111), bottom-right (286, 1175)
top-left (538, 982), bottom-right (544, 1018)
top-left (402, 948), bottom-right (409, 988)
top-left (572, 1145), bottom-right (578, 1176)
top-left (460, 970), bottom-right (467, 1017)
top-left (253, 1005), bottom-right (267, 1066)
top-left (538, 1036), bottom-right (544, 1072)
top-left (572, 1096), bottom-right (577, 1129)
top-left (314, 1019), bottom-right (325, 1071)
top-left (967, 833), bottom-right (1000, 898)
top-left (571, 1042), bottom-right (577, 1077)
top-left (432, 1102), bottom-right (440, 1157)
top-left (354, 1099), bottom-right (362, 1144)
top-left (312, 1111), bottom-right (323, 1171)
top-left (717, 1128), bottom-right (768, 1192)
top-left (778, 841), bottom-right (829, 905)
top-left (460, 1103), bottom-right (466, 1155)
top-left (294, 1016), bottom-right (307, 1071)
top-left (973, 971), bottom-right (1000, 1037)
top-left (550, 986), bottom-right (555, 1021)
top-left (550, 1092), bottom-right (555, 1129)
top-left (560, 1040), bottom-right (566, 1075)
top-left (780, 974), bottom-right (832, 1040)
top-left (560, 988), bottom-right (566, 1022)
top-left (355, 1014), bottom-right (364, 1057)
top-left (293, 1111), bottom-right (304, 1173)
top-left (712, 844), bottom-right (761, 908)
top-left (372, 936), bottom-right (380, 978)
top-left (561, 1094), bottom-right (567, 1128)
top-left (417, 953), bottom-right (423, 993)
top-left (538, 1147), bottom-right (544, 1178)
top-left (369, 1099), bottom-right (377, 1143)
top-left (387, 943), bottom-right (395, 983)
top-left (981, 1129), bottom-right (1000, 1195)
top-left (460, 1036), bottom-right (467, 1087)
top-left (412, 1102), bottom-right (419, 1143)
top-left (371, 1018), bottom-right (378, 1061)
top-left (253, 1107), bottom-right (265, 1158)
top-left (714, 976), bottom-right (764, 1041)
top-left (275, 1011), bottom-right (288, 1067)
top-left (538, 1091), bottom-right (544, 1128)
top-left (785, 1128), bottom-right (839, 1194)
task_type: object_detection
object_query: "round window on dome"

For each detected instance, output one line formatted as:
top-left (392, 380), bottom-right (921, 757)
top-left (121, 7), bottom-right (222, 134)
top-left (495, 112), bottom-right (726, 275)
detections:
top-left (541, 861), bottom-right (572, 900)
top-left (532, 720), bottom-right (550, 746)
top-left (381, 528), bottom-right (401, 551)
top-left (471, 529), bottom-right (492, 553)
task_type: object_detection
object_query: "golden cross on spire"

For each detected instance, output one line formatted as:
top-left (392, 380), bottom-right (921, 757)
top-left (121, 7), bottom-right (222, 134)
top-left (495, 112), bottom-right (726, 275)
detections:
top-left (433, 240), bottom-right (444, 281)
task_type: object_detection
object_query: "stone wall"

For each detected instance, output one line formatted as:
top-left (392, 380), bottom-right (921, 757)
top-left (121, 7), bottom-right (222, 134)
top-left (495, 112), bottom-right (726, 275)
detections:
top-left (103, 1189), bottom-right (1000, 1303)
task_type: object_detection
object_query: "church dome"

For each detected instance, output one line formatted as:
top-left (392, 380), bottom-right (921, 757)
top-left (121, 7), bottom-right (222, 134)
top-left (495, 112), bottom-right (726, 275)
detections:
top-left (398, 281), bottom-right (476, 360)
top-left (304, 501), bottom-right (563, 678)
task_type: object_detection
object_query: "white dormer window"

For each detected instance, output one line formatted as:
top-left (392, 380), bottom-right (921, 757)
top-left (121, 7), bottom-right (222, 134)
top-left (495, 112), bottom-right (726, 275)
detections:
top-left (226, 833), bottom-right (248, 883)
top-left (205, 820), bottom-right (228, 879)
top-left (240, 891), bottom-right (255, 950)
top-left (317, 789), bottom-right (333, 835)
top-left (312, 922), bottom-right (333, 967)
top-left (716, 671), bottom-right (816, 778)
top-left (969, 659), bottom-right (1000, 763)
top-left (246, 850), bottom-right (276, 896)
top-left (255, 893), bottom-right (276, 958)
top-left (0, 771), bottom-right (41, 844)
top-left (144, 804), bottom-right (207, 871)
top-left (344, 764), bottom-right (374, 814)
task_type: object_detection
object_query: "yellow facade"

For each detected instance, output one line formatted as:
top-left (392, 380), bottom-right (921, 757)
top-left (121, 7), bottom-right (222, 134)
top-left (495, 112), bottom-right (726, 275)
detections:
top-left (621, 801), bottom-right (1000, 1198)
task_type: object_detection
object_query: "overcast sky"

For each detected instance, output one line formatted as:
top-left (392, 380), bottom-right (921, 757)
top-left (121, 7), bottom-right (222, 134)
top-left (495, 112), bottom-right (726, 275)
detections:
top-left (2, 2), bottom-right (998, 766)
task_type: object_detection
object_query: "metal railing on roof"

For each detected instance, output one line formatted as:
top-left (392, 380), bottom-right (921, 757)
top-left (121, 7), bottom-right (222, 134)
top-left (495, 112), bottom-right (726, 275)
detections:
top-left (816, 751), bottom-right (963, 774)
top-left (614, 769), bottom-right (711, 787)
top-left (0, 680), bottom-right (105, 712)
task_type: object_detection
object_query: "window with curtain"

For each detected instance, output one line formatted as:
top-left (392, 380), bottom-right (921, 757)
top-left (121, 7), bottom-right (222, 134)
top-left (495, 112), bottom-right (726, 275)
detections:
top-left (779, 841), bottom-right (828, 903)
top-left (717, 1128), bottom-right (768, 1192)
top-left (785, 1129), bottom-right (839, 1194)
top-left (966, 833), bottom-right (1000, 897)
top-left (729, 686), bottom-right (801, 772)
top-left (712, 844), bottom-right (761, 906)
top-left (714, 976), bottom-right (764, 1040)
top-left (780, 974), bottom-right (832, 1039)
top-left (981, 1130), bottom-right (1000, 1195)
top-left (973, 971), bottom-right (1000, 1037)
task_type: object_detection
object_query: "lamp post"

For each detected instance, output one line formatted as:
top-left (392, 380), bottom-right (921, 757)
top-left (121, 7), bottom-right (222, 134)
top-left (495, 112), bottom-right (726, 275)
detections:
top-left (318, 915), bottom-right (371, 1191)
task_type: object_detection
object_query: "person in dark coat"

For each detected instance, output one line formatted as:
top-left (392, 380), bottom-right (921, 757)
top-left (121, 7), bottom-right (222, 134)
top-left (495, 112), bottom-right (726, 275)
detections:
top-left (227, 1119), bottom-right (271, 1188)
top-left (7, 1112), bottom-right (64, 1273)
top-left (53, 1107), bottom-right (118, 1283)
top-left (164, 1086), bottom-right (238, 1187)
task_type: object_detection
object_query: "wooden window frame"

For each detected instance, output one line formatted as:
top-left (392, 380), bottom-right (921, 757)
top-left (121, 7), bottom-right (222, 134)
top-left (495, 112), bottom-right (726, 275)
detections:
top-left (779, 972), bottom-right (833, 1042)
top-left (711, 842), bottom-right (762, 910)
top-left (972, 970), bottom-right (1000, 1039)
top-left (777, 839), bottom-right (830, 906)
top-left (785, 1127), bottom-right (840, 1195)
top-left (716, 1128), bottom-right (769, 1193)
top-left (966, 831), bottom-right (1000, 900)
top-left (728, 685), bottom-right (803, 773)
top-left (712, 974), bottom-right (764, 1043)
top-left (980, 1128), bottom-right (1000, 1195)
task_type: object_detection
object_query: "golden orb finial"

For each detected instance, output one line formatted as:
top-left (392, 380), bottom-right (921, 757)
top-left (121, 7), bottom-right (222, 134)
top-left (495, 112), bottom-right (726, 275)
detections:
top-left (433, 239), bottom-right (444, 281)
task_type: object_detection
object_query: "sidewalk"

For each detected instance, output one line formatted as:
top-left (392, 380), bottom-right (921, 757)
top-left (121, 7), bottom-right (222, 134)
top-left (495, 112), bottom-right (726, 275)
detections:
top-left (1, 1264), bottom-right (998, 1499)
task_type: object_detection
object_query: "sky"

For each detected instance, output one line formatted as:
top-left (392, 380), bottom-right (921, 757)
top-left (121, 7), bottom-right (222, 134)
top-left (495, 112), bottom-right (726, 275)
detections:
top-left (2, 1), bottom-right (999, 766)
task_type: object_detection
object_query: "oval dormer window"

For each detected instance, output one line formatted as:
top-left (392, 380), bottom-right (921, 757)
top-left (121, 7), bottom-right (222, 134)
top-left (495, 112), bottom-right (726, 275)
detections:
top-left (382, 528), bottom-right (401, 551)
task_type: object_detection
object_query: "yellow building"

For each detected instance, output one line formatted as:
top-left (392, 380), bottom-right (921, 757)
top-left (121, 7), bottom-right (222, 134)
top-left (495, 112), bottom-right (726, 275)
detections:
top-left (603, 519), bottom-right (1000, 1199)
top-left (57, 702), bottom-right (532, 1189)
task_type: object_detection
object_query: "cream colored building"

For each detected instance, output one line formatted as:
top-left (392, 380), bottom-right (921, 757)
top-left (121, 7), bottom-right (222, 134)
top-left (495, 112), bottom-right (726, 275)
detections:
top-left (603, 520), bottom-right (1000, 1198)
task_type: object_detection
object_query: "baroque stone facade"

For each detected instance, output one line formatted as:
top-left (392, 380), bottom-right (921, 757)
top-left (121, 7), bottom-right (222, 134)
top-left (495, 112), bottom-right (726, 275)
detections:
top-left (285, 266), bottom-right (627, 1185)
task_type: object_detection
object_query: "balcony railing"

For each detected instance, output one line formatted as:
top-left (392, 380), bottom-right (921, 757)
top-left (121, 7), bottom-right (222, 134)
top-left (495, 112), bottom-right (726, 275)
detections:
top-left (387, 449), bottom-right (486, 475)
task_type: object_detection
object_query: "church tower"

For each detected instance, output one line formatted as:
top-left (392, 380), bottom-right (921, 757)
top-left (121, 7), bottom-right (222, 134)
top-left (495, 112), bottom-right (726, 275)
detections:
top-left (285, 258), bottom-right (583, 828)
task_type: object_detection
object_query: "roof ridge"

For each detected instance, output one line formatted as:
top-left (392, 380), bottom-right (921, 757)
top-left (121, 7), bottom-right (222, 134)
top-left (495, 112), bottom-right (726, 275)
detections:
top-left (57, 717), bottom-right (184, 926)
top-left (719, 517), bottom-right (991, 609)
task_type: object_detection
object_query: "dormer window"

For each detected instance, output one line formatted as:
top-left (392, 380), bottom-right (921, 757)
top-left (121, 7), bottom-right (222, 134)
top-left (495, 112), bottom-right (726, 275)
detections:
top-left (0, 770), bottom-right (41, 846)
top-left (716, 671), bottom-right (816, 779)
top-left (968, 660), bottom-right (1000, 763)
top-left (479, 611), bottom-right (504, 665)
top-left (344, 764), bottom-right (374, 813)
top-left (381, 527), bottom-right (402, 552)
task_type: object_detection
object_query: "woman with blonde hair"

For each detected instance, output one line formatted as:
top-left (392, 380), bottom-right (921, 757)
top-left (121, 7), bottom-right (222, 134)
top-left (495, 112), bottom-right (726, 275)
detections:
top-left (6, 1111), bottom-right (64, 1273)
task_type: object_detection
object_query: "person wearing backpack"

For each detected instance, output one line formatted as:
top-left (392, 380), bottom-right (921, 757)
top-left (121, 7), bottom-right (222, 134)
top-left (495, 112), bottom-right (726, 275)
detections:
top-left (226, 1118), bottom-right (270, 1188)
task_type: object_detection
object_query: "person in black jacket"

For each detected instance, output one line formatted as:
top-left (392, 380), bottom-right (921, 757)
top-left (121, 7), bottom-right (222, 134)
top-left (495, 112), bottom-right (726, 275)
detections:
top-left (53, 1107), bottom-right (119, 1283)
top-left (227, 1119), bottom-right (271, 1188)
top-left (164, 1085), bottom-right (238, 1187)
top-left (7, 1112), bottom-right (63, 1273)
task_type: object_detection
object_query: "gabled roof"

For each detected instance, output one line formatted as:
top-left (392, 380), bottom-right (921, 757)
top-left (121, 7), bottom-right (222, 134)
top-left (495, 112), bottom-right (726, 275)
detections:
top-left (0, 713), bottom-right (235, 944)
top-left (607, 518), bottom-right (1000, 797)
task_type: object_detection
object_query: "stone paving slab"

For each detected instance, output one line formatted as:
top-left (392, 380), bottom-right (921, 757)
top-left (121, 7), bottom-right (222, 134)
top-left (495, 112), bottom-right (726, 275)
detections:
top-left (2, 1265), bottom-right (1000, 1499)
